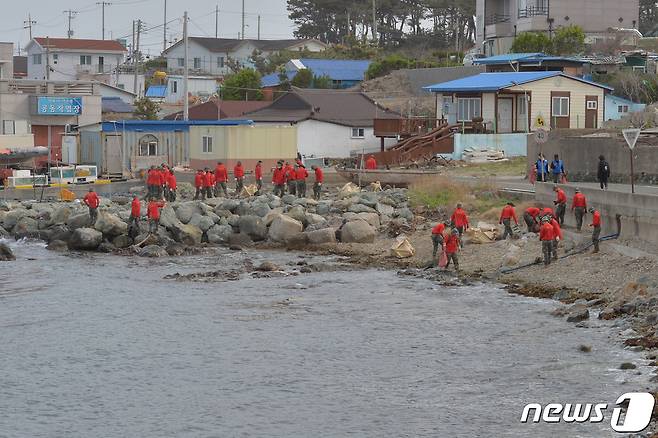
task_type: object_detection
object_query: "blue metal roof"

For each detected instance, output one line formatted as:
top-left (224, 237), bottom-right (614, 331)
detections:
top-left (473, 53), bottom-right (545, 65)
top-left (424, 72), bottom-right (613, 92)
top-left (145, 85), bottom-right (167, 98)
top-left (298, 58), bottom-right (371, 81)
top-left (101, 119), bottom-right (253, 132)
top-left (606, 94), bottom-right (643, 105)
top-left (261, 72), bottom-right (285, 88)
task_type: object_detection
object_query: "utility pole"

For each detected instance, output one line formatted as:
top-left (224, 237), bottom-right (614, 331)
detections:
top-left (241, 0), bottom-right (245, 40)
top-left (215, 4), bottom-right (219, 38)
top-left (183, 11), bottom-right (189, 121)
top-left (63, 10), bottom-right (78, 38)
top-left (133, 20), bottom-right (142, 97)
top-left (257, 15), bottom-right (261, 40)
top-left (372, 0), bottom-right (377, 44)
top-left (45, 36), bottom-right (50, 80)
top-left (347, 10), bottom-right (351, 38)
top-left (24, 14), bottom-right (37, 40)
top-left (163, 0), bottom-right (167, 52)
top-left (97, 2), bottom-right (112, 40)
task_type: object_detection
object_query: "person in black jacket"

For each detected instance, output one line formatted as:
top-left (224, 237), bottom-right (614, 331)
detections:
top-left (597, 155), bottom-right (611, 190)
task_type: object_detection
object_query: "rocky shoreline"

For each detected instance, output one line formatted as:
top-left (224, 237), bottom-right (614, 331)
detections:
top-left (2, 182), bottom-right (658, 431)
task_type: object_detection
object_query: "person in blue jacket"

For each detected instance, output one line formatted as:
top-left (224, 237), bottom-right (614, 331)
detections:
top-left (536, 153), bottom-right (548, 182)
top-left (550, 154), bottom-right (565, 183)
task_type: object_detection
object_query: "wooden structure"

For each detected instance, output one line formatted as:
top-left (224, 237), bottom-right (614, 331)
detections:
top-left (373, 118), bottom-right (448, 151)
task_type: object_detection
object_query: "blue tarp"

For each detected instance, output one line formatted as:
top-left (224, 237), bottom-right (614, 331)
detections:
top-left (101, 120), bottom-right (253, 132)
top-left (260, 59), bottom-right (372, 87)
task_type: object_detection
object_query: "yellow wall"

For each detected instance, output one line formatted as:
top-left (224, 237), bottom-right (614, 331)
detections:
top-left (507, 76), bottom-right (606, 130)
top-left (189, 125), bottom-right (297, 161)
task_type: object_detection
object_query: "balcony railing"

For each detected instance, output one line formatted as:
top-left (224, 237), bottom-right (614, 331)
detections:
top-left (485, 14), bottom-right (511, 26)
top-left (518, 6), bottom-right (549, 18)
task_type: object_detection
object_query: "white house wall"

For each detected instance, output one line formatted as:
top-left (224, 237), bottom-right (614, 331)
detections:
top-left (297, 119), bottom-right (394, 158)
top-left (27, 47), bottom-right (124, 81)
top-left (165, 40), bottom-right (231, 76)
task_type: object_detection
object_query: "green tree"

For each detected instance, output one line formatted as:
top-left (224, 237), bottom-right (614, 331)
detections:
top-left (510, 32), bottom-right (552, 54)
top-left (134, 97), bottom-right (160, 120)
top-left (313, 74), bottom-right (333, 89)
top-left (552, 25), bottom-right (586, 55)
top-left (291, 68), bottom-right (314, 88)
top-left (277, 65), bottom-right (291, 91)
top-left (222, 68), bottom-right (264, 101)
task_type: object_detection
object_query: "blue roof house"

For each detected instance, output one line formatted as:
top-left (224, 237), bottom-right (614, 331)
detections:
top-left (261, 58), bottom-right (371, 89)
top-left (604, 95), bottom-right (646, 121)
top-left (424, 72), bottom-right (612, 133)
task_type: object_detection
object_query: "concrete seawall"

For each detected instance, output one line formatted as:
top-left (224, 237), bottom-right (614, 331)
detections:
top-left (535, 183), bottom-right (658, 244)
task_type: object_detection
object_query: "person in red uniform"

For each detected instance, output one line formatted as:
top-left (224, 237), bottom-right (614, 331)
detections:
top-left (158, 165), bottom-right (168, 199)
top-left (431, 221), bottom-right (446, 259)
top-left (523, 206), bottom-right (541, 232)
top-left (203, 168), bottom-right (214, 199)
top-left (444, 228), bottom-right (461, 271)
top-left (166, 169), bottom-right (177, 202)
top-left (234, 161), bottom-right (245, 195)
top-left (553, 185), bottom-right (567, 225)
top-left (499, 202), bottom-right (518, 240)
top-left (311, 165), bottom-right (324, 200)
top-left (365, 155), bottom-right (377, 170)
top-left (194, 169), bottom-right (205, 200)
top-left (83, 188), bottom-right (100, 223)
top-left (285, 161), bottom-right (296, 195)
top-left (129, 196), bottom-right (141, 228)
top-left (295, 163), bottom-right (308, 198)
top-left (539, 218), bottom-right (555, 266)
top-left (272, 161), bottom-right (286, 197)
top-left (550, 216), bottom-right (562, 261)
top-left (571, 188), bottom-right (588, 232)
top-left (254, 161), bottom-right (263, 195)
top-left (589, 207), bottom-right (602, 253)
top-left (450, 203), bottom-right (469, 239)
top-left (146, 166), bottom-right (162, 200)
top-left (147, 199), bottom-right (165, 234)
top-left (214, 161), bottom-right (229, 197)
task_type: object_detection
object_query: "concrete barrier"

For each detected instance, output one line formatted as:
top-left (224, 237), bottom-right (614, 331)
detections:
top-left (535, 182), bottom-right (658, 244)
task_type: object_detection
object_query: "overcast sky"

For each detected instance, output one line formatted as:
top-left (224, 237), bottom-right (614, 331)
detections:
top-left (0, 0), bottom-right (295, 56)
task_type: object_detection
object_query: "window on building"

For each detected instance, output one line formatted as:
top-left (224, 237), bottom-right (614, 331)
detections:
top-left (80, 55), bottom-right (92, 65)
top-left (193, 58), bottom-right (201, 69)
top-left (138, 134), bottom-right (159, 156)
top-left (217, 56), bottom-right (224, 68)
top-left (551, 96), bottom-right (569, 117)
top-left (171, 80), bottom-right (178, 93)
top-left (117, 84), bottom-right (125, 90)
top-left (618, 105), bottom-right (629, 113)
top-left (177, 58), bottom-right (185, 67)
top-left (32, 54), bottom-right (42, 65)
top-left (2, 120), bottom-right (15, 135)
top-left (52, 54), bottom-right (58, 65)
top-left (351, 127), bottom-right (365, 138)
top-left (586, 100), bottom-right (598, 110)
top-left (202, 136), bottom-right (213, 153)
top-left (457, 97), bottom-right (481, 121)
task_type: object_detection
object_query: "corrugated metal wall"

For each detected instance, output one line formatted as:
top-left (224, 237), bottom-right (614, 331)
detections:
top-left (79, 131), bottom-right (103, 169)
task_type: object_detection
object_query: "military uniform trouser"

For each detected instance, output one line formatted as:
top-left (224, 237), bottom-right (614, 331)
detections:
top-left (168, 189), bottom-right (176, 202)
top-left (149, 218), bottom-right (159, 234)
top-left (552, 239), bottom-right (559, 260)
top-left (556, 203), bottom-right (566, 225)
top-left (287, 181), bottom-right (296, 195)
top-left (296, 180), bottom-right (306, 198)
top-left (574, 207), bottom-right (585, 231)
top-left (147, 184), bottom-right (158, 199)
top-left (194, 187), bottom-right (205, 200)
top-left (502, 218), bottom-right (514, 240)
top-left (524, 213), bottom-right (535, 232)
top-left (313, 182), bottom-right (322, 200)
top-left (445, 252), bottom-right (459, 270)
top-left (592, 226), bottom-right (601, 252)
top-left (235, 178), bottom-right (244, 194)
top-left (432, 234), bottom-right (444, 258)
top-left (215, 182), bottom-right (228, 197)
top-left (600, 178), bottom-right (608, 190)
top-left (256, 179), bottom-right (262, 194)
top-left (542, 241), bottom-right (553, 265)
top-left (89, 207), bottom-right (98, 224)
top-left (205, 187), bottom-right (213, 199)
top-left (274, 184), bottom-right (285, 197)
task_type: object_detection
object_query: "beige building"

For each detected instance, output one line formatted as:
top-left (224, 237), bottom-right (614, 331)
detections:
top-left (477, 0), bottom-right (640, 56)
top-left (425, 71), bottom-right (612, 132)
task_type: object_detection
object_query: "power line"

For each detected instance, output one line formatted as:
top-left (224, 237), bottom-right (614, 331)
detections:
top-left (63, 10), bottom-right (78, 39)
top-left (96, 2), bottom-right (112, 40)
top-left (24, 14), bottom-right (37, 40)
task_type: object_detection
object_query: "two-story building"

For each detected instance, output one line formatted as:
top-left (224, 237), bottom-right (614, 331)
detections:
top-left (25, 38), bottom-right (127, 83)
top-left (477, 0), bottom-right (639, 56)
top-left (162, 37), bottom-right (328, 77)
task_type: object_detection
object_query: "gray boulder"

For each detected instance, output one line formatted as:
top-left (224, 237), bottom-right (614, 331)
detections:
top-left (250, 202), bottom-right (271, 218)
top-left (98, 242), bottom-right (116, 253)
top-left (340, 220), bottom-right (376, 243)
top-left (316, 202), bottom-right (331, 215)
top-left (158, 205), bottom-right (180, 229)
top-left (13, 217), bottom-right (39, 235)
top-left (220, 199), bottom-right (240, 213)
top-left (46, 240), bottom-right (68, 252)
top-left (292, 198), bottom-right (308, 207)
top-left (348, 203), bottom-right (377, 214)
top-left (49, 225), bottom-right (72, 243)
top-left (227, 214), bottom-right (241, 227)
top-left (286, 205), bottom-right (307, 225)
top-left (50, 206), bottom-right (72, 225)
top-left (94, 213), bottom-right (128, 237)
top-left (3, 209), bottom-right (29, 230)
top-left (281, 194), bottom-right (297, 205)
top-left (228, 232), bottom-right (253, 248)
top-left (213, 208), bottom-right (232, 218)
top-left (111, 195), bottom-right (131, 205)
top-left (112, 234), bottom-right (133, 249)
top-left (0, 225), bottom-right (8, 238)
top-left (268, 215), bottom-right (303, 243)
top-left (139, 245), bottom-right (169, 258)
top-left (0, 243), bottom-right (15, 261)
top-left (356, 212), bottom-right (380, 228)
top-left (169, 222), bottom-right (203, 246)
top-left (305, 213), bottom-right (326, 226)
top-left (189, 213), bottom-right (215, 232)
top-left (376, 202), bottom-right (395, 217)
top-left (306, 228), bottom-right (337, 244)
top-left (68, 228), bottom-right (103, 250)
top-left (238, 215), bottom-right (268, 241)
top-left (264, 209), bottom-right (284, 226)
top-left (175, 202), bottom-right (198, 224)
top-left (395, 208), bottom-right (414, 221)
top-left (67, 213), bottom-right (92, 230)
top-left (207, 224), bottom-right (233, 244)
top-left (166, 243), bottom-right (186, 256)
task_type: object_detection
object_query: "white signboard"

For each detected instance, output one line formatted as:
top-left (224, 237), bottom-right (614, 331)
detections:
top-left (622, 128), bottom-right (641, 150)
top-left (535, 128), bottom-right (548, 144)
